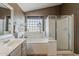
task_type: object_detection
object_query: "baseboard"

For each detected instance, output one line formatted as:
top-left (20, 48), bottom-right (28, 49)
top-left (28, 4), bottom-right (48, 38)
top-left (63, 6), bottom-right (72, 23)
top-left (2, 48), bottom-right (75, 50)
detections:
top-left (27, 54), bottom-right (47, 56)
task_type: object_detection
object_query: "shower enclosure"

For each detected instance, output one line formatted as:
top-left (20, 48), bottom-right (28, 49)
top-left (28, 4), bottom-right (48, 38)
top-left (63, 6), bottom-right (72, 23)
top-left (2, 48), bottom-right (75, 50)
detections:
top-left (57, 15), bottom-right (74, 51)
top-left (47, 15), bottom-right (74, 51)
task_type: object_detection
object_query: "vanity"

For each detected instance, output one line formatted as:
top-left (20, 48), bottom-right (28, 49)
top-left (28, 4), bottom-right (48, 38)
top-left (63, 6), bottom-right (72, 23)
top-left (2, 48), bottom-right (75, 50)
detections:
top-left (0, 38), bottom-right (26, 56)
top-left (0, 3), bottom-right (27, 56)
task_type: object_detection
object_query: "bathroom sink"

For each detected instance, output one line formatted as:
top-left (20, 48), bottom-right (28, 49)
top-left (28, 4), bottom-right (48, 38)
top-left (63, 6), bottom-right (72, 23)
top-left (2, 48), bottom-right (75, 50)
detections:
top-left (5, 40), bottom-right (17, 47)
top-left (0, 39), bottom-right (10, 46)
top-left (0, 39), bottom-right (24, 49)
top-left (4, 40), bottom-right (20, 47)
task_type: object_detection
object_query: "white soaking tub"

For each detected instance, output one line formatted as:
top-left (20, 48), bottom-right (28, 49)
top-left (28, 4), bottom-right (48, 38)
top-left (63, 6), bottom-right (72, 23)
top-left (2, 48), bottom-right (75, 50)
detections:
top-left (26, 38), bottom-right (57, 56)
top-left (26, 38), bottom-right (48, 55)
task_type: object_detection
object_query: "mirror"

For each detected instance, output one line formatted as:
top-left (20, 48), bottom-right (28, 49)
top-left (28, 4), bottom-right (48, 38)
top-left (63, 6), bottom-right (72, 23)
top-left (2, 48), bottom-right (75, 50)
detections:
top-left (0, 3), bottom-right (12, 35)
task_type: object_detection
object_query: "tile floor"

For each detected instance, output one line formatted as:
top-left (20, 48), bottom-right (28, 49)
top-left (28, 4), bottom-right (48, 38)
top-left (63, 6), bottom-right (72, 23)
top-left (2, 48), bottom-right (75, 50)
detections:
top-left (57, 51), bottom-right (75, 56)
top-left (27, 50), bottom-right (79, 56)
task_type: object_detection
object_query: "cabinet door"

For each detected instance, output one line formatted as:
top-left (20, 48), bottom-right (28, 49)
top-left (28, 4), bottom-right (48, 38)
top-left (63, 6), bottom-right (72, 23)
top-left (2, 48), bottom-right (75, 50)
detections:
top-left (10, 45), bottom-right (21, 56)
top-left (21, 41), bottom-right (27, 56)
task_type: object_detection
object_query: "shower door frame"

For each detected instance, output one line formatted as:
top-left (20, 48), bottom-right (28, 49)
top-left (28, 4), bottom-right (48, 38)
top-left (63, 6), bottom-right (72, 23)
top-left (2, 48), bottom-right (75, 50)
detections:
top-left (57, 15), bottom-right (74, 51)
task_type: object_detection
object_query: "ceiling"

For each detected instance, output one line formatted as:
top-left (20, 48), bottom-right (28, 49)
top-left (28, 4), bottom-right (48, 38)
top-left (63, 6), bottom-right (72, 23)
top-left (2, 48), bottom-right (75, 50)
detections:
top-left (18, 3), bottom-right (62, 12)
top-left (0, 3), bottom-right (8, 8)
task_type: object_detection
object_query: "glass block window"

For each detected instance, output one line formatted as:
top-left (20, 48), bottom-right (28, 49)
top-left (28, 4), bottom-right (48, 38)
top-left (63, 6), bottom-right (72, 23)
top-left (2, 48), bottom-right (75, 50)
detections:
top-left (26, 16), bottom-right (43, 32)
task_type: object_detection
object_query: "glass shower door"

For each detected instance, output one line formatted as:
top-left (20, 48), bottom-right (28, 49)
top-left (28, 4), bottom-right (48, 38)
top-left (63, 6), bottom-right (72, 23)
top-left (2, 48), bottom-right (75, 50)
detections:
top-left (57, 16), bottom-right (69, 50)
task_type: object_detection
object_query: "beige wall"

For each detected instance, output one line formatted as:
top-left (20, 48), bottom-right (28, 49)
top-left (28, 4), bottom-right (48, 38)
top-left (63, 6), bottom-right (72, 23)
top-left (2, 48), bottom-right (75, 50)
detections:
top-left (25, 5), bottom-right (61, 16)
top-left (9, 3), bottom-right (25, 21)
top-left (0, 7), bottom-right (10, 18)
top-left (9, 3), bottom-right (25, 35)
top-left (9, 3), bottom-right (24, 20)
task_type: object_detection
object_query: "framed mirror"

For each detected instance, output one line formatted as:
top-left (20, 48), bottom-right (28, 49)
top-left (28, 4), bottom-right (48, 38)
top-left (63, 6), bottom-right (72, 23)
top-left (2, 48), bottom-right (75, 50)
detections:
top-left (0, 3), bottom-right (14, 36)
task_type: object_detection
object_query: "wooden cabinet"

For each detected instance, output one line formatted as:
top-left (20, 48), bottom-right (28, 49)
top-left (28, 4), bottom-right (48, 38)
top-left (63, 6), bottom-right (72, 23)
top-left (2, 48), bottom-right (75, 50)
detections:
top-left (21, 41), bottom-right (27, 56)
top-left (9, 40), bottom-right (27, 56)
top-left (10, 45), bottom-right (21, 56)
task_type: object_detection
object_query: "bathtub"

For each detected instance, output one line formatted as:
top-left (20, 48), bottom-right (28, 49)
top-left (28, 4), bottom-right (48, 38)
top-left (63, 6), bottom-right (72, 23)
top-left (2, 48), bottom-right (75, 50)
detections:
top-left (26, 38), bottom-right (48, 55)
top-left (27, 38), bottom-right (48, 43)
top-left (26, 37), bottom-right (57, 56)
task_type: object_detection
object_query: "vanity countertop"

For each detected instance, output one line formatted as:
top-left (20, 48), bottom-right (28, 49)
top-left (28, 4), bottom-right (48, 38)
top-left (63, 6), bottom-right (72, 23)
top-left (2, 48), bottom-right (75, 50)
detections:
top-left (0, 38), bottom-right (25, 56)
